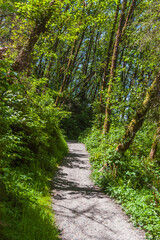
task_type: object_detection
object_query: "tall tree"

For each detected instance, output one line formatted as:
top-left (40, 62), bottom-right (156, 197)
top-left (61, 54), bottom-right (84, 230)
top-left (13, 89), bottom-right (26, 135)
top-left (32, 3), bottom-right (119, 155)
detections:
top-left (103, 0), bottom-right (137, 134)
top-left (12, 0), bottom-right (57, 72)
top-left (116, 71), bottom-right (160, 153)
top-left (99, 0), bottom-right (120, 118)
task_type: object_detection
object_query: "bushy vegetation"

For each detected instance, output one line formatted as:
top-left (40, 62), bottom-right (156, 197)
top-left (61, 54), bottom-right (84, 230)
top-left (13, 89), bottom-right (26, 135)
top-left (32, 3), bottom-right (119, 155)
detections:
top-left (79, 124), bottom-right (160, 240)
top-left (0, 61), bottom-right (68, 240)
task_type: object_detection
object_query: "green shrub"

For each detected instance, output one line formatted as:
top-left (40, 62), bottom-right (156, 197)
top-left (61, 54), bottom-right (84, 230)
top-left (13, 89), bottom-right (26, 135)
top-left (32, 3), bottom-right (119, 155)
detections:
top-left (0, 74), bottom-right (68, 240)
top-left (80, 124), bottom-right (160, 240)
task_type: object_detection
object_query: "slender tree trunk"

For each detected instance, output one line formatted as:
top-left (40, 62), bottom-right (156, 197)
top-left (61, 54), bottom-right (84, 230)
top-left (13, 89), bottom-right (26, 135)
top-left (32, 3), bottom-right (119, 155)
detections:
top-left (55, 1), bottom-right (86, 103)
top-left (55, 30), bottom-right (85, 106)
top-left (83, 27), bottom-right (94, 76)
top-left (99, 1), bottom-right (120, 121)
top-left (121, 0), bottom-right (137, 37)
top-left (100, 0), bottom-right (120, 94)
top-left (103, 0), bottom-right (137, 134)
top-left (103, 0), bottom-right (127, 134)
top-left (72, 30), bottom-right (85, 68)
top-left (90, 31), bottom-right (99, 73)
top-left (116, 71), bottom-right (160, 153)
top-left (149, 120), bottom-right (160, 160)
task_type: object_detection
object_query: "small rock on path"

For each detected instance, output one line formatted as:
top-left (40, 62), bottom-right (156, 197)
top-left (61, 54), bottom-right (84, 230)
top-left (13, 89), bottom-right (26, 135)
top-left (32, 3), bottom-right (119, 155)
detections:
top-left (52, 141), bottom-right (146, 240)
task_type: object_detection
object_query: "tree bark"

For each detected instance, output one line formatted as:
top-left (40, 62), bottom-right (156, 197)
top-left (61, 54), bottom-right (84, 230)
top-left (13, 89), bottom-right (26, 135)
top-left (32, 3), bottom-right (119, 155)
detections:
top-left (116, 71), bottom-right (160, 153)
top-left (149, 120), bottom-right (160, 160)
top-left (12, 0), bottom-right (56, 72)
top-left (103, 0), bottom-right (137, 134)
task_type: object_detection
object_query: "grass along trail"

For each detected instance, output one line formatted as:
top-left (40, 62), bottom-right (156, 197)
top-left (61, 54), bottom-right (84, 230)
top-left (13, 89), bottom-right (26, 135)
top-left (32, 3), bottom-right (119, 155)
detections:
top-left (51, 141), bottom-right (146, 240)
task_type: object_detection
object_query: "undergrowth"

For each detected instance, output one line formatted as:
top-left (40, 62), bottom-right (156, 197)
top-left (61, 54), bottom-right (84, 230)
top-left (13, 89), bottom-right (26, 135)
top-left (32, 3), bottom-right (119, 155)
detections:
top-left (79, 125), bottom-right (160, 240)
top-left (0, 69), bottom-right (68, 240)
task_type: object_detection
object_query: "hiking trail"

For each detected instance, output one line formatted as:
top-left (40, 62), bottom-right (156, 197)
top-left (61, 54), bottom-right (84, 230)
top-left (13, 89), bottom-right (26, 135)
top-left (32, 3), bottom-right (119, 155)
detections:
top-left (52, 141), bottom-right (145, 240)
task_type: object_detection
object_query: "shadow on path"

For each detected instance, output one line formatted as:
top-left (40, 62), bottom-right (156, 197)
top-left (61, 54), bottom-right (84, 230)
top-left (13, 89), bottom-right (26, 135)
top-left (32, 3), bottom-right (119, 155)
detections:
top-left (52, 144), bottom-right (102, 199)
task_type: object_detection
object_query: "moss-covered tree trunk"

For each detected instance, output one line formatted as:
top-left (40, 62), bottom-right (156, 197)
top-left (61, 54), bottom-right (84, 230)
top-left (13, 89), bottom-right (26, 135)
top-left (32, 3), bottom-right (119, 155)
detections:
top-left (12, 0), bottom-right (56, 72)
top-left (116, 71), bottom-right (160, 153)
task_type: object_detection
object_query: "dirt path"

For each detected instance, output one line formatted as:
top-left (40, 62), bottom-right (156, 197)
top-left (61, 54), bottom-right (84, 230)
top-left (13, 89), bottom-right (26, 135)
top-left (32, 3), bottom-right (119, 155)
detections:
top-left (52, 141), bottom-right (146, 240)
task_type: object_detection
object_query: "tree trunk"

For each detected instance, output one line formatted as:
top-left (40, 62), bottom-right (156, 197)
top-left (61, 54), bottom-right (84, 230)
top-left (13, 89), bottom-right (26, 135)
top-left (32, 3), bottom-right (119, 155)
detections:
top-left (12, 0), bottom-right (56, 72)
top-left (122, 0), bottom-right (137, 37)
top-left (99, 1), bottom-right (120, 119)
top-left (100, 0), bottom-right (120, 93)
top-left (103, 0), bottom-right (137, 134)
top-left (55, 30), bottom-right (85, 106)
top-left (103, 0), bottom-right (127, 134)
top-left (149, 120), bottom-right (160, 160)
top-left (83, 27), bottom-right (94, 76)
top-left (116, 71), bottom-right (160, 153)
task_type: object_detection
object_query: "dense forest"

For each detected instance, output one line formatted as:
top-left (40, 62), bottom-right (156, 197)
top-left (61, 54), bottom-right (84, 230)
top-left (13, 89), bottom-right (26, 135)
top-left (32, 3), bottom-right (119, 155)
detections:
top-left (0, 0), bottom-right (160, 239)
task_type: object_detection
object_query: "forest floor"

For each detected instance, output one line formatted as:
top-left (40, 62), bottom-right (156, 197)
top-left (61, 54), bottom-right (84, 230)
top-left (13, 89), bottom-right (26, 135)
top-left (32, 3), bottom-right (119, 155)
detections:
top-left (51, 141), bottom-right (146, 240)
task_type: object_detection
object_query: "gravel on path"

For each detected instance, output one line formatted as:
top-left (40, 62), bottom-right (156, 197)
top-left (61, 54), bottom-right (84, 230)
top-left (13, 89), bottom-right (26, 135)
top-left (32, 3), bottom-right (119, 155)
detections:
top-left (52, 141), bottom-right (146, 240)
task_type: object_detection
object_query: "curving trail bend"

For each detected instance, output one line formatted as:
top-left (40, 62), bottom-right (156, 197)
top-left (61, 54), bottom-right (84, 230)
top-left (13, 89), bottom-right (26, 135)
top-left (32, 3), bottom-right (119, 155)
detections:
top-left (52, 141), bottom-right (146, 240)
